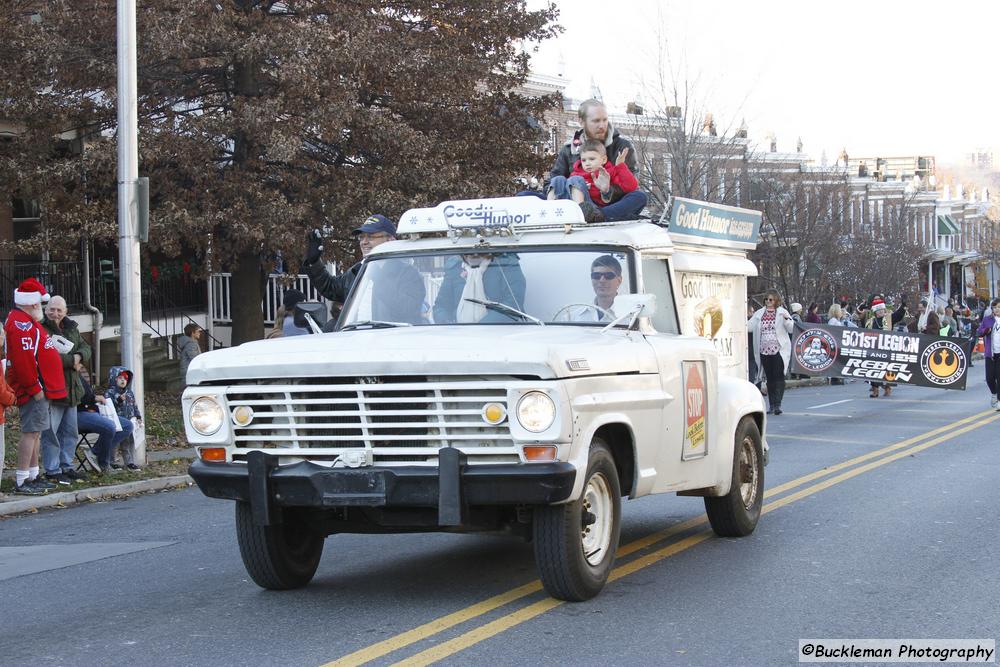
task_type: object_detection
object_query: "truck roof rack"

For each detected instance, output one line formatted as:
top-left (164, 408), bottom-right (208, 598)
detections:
top-left (398, 197), bottom-right (591, 236)
top-left (396, 195), bottom-right (762, 251)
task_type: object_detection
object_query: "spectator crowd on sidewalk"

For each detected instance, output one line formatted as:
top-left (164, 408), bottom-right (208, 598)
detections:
top-left (748, 289), bottom-right (997, 413)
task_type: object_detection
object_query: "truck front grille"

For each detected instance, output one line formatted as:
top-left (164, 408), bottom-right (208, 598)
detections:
top-left (225, 379), bottom-right (518, 464)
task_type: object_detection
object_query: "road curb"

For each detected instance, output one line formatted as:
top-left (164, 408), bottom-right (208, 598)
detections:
top-left (0, 474), bottom-right (194, 518)
top-left (786, 377), bottom-right (830, 388)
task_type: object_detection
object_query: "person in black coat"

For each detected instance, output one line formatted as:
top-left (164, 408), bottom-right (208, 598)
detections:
top-left (303, 214), bottom-right (425, 324)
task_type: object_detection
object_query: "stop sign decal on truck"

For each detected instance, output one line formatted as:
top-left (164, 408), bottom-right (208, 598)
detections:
top-left (682, 361), bottom-right (708, 460)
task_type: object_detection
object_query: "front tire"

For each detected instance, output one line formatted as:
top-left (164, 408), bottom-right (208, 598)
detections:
top-left (533, 439), bottom-right (621, 601)
top-left (235, 501), bottom-right (324, 590)
top-left (705, 416), bottom-right (764, 537)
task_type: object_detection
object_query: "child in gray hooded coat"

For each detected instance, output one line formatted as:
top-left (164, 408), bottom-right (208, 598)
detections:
top-left (105, 365), bottom-right (142, 470)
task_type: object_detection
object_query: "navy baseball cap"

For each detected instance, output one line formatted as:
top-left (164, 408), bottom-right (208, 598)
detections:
top-left (352, 214), bottom-right (396, 236)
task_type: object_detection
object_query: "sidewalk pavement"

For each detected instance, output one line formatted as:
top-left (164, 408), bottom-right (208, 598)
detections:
top-left (0, 447), bottom-right (197, 518)
top-left (148, 447), bottom-right (197, 462)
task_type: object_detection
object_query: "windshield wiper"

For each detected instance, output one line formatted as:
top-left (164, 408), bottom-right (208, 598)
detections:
top-left (463, 298), bottom-right (544, 326)
top-left (340, 320), bottom-right (413, 331)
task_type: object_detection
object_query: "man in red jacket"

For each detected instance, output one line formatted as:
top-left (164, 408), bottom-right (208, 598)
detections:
top-left (4, 278), bottom-right (67, 495)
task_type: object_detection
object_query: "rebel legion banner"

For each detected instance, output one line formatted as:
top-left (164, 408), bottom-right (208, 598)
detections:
top-left (789, 323), bottom-right (970, 390)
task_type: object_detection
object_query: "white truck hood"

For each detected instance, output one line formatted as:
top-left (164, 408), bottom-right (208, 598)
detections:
top-left (187, 326), bottom-right (657, 384)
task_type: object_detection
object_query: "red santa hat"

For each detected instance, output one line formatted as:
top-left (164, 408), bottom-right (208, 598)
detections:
top-left (870, 297), bottom-right (886, 311)
top-left (13, 277), bottom-right (50, 306)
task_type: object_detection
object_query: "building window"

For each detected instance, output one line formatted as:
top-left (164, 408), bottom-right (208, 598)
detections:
top-left (9, 198), bottom-right (41, 261)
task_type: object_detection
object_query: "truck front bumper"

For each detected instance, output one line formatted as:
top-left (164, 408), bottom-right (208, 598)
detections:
top-left (189, 449), bottom-right (576, 526)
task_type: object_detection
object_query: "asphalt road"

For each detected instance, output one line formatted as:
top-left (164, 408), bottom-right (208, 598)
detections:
top-left (2, 375), bottom-right (998, 666)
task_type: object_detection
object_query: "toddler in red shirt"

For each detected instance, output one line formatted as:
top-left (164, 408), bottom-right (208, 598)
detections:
top-left (547, 139), bottom-right (645, 222)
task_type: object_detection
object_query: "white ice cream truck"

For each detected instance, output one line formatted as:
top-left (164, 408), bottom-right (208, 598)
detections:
top-left (183, 195), bottom-right (766, 601)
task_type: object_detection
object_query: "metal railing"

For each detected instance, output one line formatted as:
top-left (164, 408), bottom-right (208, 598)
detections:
top-left (211, 270), bottom-right (334, 325)
top-left (0, 258), bottom-right (207, 317)
top-left (0, 260), bottom-right (88, 312)
top-left (141, 285), bottom-right (223, 358)
top-left (0, 258), bottom-right (215, 356)
top-left (4, 260), bottom-right (340, 346)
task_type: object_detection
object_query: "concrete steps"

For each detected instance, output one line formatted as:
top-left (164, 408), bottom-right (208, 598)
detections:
top-left (98, 334), bottom-right (183, 391)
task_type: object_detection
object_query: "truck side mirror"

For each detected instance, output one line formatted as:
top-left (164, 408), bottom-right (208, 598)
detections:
top-left (615, 293), bottom-right (657, 317)
top-left (293, 302), bottom-right (328, 334)
top-left (601, 293), bottom-right (657, 333)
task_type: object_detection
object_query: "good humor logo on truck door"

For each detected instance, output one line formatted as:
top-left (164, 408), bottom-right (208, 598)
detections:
top-left (682, 361), bottom-right (708, 460)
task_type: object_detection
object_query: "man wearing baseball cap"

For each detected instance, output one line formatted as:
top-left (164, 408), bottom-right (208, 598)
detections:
top-left (302, 214), bottom-right (425, 324)
top-left (303, 214), bottom-right (395, 305)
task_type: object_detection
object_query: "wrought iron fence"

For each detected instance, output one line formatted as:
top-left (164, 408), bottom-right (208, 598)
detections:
top-left (0, 260), bottom-right (87, 313)
top-left (0, 259), bottom-right (206, 318)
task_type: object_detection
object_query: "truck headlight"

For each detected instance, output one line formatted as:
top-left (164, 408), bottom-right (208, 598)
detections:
top-left (516, 392), bottom-right (556, 433)
top-left (190, 396), bottom-right (224, 436)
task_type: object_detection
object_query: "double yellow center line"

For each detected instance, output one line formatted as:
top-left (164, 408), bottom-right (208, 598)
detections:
top-left (325, 409), bottom-right (1000, 667)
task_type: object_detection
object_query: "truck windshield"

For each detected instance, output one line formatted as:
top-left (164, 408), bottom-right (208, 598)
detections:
top-left (339, 248), bottom-right (634, 327)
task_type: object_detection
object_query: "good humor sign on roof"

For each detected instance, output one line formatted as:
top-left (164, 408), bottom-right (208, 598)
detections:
top-left (668, 197), bottom-right (761, 250)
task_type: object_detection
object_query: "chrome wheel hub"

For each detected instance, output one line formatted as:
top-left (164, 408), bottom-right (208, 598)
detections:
top-left (581, 472), bottom-right (613, 566)
top-left (738, 435), bottom-right (759, 509)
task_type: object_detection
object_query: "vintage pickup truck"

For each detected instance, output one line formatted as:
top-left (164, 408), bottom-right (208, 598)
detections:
top-left (184, 195), bottom-right (767, 601)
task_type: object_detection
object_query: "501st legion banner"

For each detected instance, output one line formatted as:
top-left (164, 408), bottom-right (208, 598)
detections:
top-left (789, 323), bottom-right (971, 390)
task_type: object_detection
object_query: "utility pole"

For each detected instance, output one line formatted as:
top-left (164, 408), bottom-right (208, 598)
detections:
top-left (116, 0), bottom-right (145, 462)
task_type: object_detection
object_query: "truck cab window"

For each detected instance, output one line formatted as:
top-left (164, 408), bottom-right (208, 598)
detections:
top-left (640, 257), bottom-right (679, 334)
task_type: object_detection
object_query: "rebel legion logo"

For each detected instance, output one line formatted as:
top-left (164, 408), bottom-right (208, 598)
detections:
top-left (794, 328), bottom-right (839, 373)
top-left (920, 340), bottom-right (966, 386)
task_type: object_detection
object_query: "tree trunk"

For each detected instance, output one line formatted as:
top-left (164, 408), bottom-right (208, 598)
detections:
top-left (230, 249), bottom-right (266, 345)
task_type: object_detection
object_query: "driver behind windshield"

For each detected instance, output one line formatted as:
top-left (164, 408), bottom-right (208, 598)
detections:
top-left (432, 252), bottom-right (526, 324)
top-left (571, 255), bottom-right (622, 322)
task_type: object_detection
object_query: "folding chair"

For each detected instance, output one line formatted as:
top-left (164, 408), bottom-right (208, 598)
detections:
top-left (74, 432), bottom-right (101, 473)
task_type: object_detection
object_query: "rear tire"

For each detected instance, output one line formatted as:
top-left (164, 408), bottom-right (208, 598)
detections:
top-left (235, 501), bottom-right (324, 590)
top-left (705, 416), bottom-right (764, 537)
top-left (533, 439), bottom-right (621, 601)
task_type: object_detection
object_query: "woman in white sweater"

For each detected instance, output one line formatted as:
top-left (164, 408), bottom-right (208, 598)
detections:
top-left (748, 290), bottom-right (795, 415)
